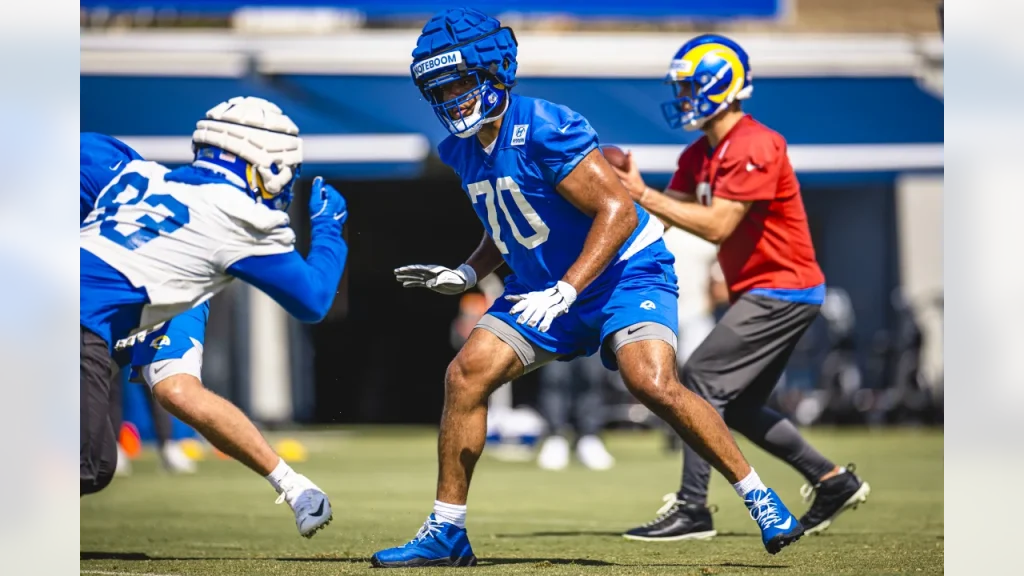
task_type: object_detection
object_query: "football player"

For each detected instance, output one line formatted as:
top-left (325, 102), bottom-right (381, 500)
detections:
top-left (81, 133), bottom-right (196, 477)
top-left (371, 9), bottom-right (804, 568)
top-left (79, 98), bottom-right (346, 539)
top-left (614, 35), bottom-right (870, 541)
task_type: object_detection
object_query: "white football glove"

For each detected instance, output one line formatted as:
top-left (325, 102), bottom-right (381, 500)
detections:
top-left (394, 264), bottom-right (477, 295)
top-left (505, 281), bottom-right (578, 333)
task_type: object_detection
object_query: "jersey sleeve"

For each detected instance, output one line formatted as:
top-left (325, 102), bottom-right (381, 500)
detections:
top-left (80, 133), bottom-right (145, 223)
top-left (667, 144), bottom-right (698, 194)
top-left (714, 133), bottom-right (785, 202)
top-left (530, 102), bottom-right (600, 187)
top-left (226, 212), bottom-right (348, 323)
top-left (436, 136), bottom-right (459, 172)
top-left (209, 186), bottom-right (296, 270)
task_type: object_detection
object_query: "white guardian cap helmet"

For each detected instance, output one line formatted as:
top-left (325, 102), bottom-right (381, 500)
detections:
top-left (192, 96), bottom-right (303, 210)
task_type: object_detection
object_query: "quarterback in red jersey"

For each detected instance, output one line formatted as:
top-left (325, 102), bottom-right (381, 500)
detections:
top-left (666, 115), bottom-right (824, 298)
top-left (615, 34), bottom-right (870, 542)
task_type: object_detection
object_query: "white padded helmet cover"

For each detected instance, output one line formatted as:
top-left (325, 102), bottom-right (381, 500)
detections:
top-left (192, 96), bottom-right (303, 195)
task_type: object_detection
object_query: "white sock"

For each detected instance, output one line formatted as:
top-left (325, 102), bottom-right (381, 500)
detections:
top-left (433, 500), bottom-right (467, 529)
top-left (265, 458), bottom-right (295, 493)
top-left (733, 468), bottom-right (768, 499)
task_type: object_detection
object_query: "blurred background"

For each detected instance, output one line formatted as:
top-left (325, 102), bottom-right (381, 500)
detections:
top-left (80, 0), bottom-right (943, 465)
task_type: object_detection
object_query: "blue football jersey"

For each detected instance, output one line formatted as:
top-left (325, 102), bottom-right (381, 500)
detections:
top-left (438, 95), bottom-right (662, 294)
top-left (80, 133), bottom-right (143, 224)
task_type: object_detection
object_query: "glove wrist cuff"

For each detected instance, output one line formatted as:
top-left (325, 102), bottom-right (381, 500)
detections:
top-left (555, 280), bottom-right (577, 306)
top-left (456, 264), bottom-right (478, 290)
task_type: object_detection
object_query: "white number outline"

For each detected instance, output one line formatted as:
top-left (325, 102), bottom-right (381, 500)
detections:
top-left (467, 178), bottom-right (550, 254)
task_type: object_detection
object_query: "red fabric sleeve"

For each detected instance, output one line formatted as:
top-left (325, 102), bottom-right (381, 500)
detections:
top-left (667, 144), bottom-right (697, 193)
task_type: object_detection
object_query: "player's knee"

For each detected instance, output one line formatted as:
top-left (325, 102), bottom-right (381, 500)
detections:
top-left (621, 365), bottom-right (680, 408)
top-left (81, 441), bottom-right (118, 496)
top-left (152, 374), bottom-right (203, 414)
top-left (83, 468), bottom-right (115, 495)
top-left (723, 400), bottom-right (773, 434)
top-left (722, 403), bottom-right (756, 431)
top-left (444, 357), bottom-right (487, 406)
top-left (97, 468), bottom-right (114, 492)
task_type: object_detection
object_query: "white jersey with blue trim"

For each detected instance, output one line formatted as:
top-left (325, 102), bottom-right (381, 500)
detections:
top-left (81, 159), bottom-right (296, 332)
top-left (438, 95), bottom-right (663, 293)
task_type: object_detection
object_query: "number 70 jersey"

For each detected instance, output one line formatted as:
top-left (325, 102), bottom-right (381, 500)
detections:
top-left (438, 95), bottom-right (662, 293)
top-left (81, 160), bottom-right (296, 330)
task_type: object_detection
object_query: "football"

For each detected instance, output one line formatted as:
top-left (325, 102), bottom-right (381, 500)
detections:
top-left (601, 145), bottom-right (629, 171)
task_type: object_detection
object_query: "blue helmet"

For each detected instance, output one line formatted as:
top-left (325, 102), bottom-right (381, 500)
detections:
top-left (661, 34), bottom-right (753, 131)
top-left (410, 8), bottom-right (518, 138)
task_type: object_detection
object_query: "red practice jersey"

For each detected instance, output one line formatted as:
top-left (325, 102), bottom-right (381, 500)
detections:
top-left (668, 115), bottom-right (824, 297)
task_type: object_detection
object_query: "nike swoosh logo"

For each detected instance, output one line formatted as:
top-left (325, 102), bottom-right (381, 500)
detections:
top-left (774, 516), bottom-right (793, 531)
top-left (110, 160), bottom-right (123, 171)
top-left (746, 162), bottom-right (759, 172)
top-left (627, 326), bottom-right (643, 335)
top-left (558, 124), bottom-right (571, 133)
top-left (309, 500), bottom-right (325, 517)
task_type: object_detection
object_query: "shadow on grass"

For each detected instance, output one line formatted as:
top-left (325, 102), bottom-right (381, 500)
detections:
top-left (81, 551), bottom-right (363, 563)
top-left (82, 551), bottom-right (786, 569)
top-left (492, 530), bottom-right (752, 539)
top-left (492, 530), bottom-right (623, 538)
top-left (481, 558), bottom-right (786, 569)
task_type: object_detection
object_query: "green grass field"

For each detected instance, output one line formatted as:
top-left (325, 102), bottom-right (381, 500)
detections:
top-left (81, 427), bottom-right (943, 575)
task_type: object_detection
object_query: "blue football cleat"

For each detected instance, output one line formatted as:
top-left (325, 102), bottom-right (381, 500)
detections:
top-left (745, 488), bottom-right (804, 554)
top-left (370, 514), bottom-right (477, 568)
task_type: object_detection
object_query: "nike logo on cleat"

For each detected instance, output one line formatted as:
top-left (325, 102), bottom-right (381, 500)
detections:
top-left (309, 500), bottom-right (326, 517)
top-left (774, 516), bottom-right (793, 530)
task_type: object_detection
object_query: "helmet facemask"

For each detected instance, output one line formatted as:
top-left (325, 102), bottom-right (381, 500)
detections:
top-left (421, 69), bottom-right (508, 138)
top-left (246, 161), bottom-right (302, 211)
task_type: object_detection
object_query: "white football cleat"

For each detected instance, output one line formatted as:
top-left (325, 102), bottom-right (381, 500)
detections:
top-left (275, 474), bottom-right (333, 538)
top-left (576, 435), bottom-right (615, 471)
top-left (537, 436), bottom-right (570, 471)
top-left (160, 442), bottom-right (197, 475)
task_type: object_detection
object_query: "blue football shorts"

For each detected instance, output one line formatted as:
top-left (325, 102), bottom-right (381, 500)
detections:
top-left (128, 302), bottom-right (210, 387)
top-left (483, 239), bottom-right (680, 371)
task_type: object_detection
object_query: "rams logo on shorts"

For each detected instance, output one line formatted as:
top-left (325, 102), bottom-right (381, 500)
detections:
top-left (151, 335), bottom-right (172, 349)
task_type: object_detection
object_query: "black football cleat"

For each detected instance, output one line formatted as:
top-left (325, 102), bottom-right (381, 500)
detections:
top-left (622, 494), bottom-right (717, 542)
top-left (799, 463), bottom-right (871, 535)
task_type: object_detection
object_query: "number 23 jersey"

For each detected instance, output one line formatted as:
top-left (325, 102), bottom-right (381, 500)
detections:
top-left (81, 159), bottom-right (296, 332)
top-left (438, 95), bottom-right (663, 294)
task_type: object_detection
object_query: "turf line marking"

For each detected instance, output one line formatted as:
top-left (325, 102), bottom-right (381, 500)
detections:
top-left (81, 571), bottom-right (181, 576)
top-left (82, 565), bottom-right (183, 569)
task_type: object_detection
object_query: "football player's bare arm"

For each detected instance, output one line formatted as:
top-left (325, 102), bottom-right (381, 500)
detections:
top-left (641, 193), bottom-right (750, 245)
top-left (664, 187), bottom-right (697, 203)
top-left (637, 188), bottom-right (694, 230)
top-left (608, 150), bottom-right (694, 229)
top-left (556, 149), bottom-right (638, 294)
top-left (465, 232), bottom-right (504, 279)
